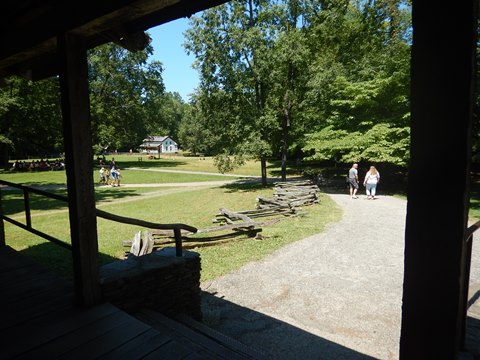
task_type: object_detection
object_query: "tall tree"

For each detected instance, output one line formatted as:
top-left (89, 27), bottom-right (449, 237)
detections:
top-left (178, 96), bottom-right (213, 156)
top-left (0, 78), bottom-right (19, 166)
top-left (0, 76), bottom-right (63, 161)
top-left (262, 0), bottom-right (311, 180)
top-left (301, 0), bottom-right (411, 166)
top-left (88, 42), bottom-right (165, 154)
top-left (185, 0), bottom-right (273, 183)
top-left (1, 39), bottom-right (171, 162)
top-left (185, 0), bottom-right (316, 182)
top-left (145, 91), bottom-right (187, 140)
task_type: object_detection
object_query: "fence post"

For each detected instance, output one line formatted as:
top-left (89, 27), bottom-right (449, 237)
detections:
top-left (23, 189), bottom-right (31, 228)
top-left (459, 234), bottom-right (474, 349)
top-left (174, 228), bottom-right (182, 257)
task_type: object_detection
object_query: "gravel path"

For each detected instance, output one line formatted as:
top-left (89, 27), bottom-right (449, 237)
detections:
top-left (200, 193), bottom-right (480, 359)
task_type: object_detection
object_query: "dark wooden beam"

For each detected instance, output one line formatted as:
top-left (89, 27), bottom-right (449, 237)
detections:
top-left (0, 0), bottom-right (179, 71)
top-left (118, 0), bottom-right (230, 36)
top-left (0, 0), bottom-right (229, 80)
top-left (57, 32), bottom-right (102, 306)
top-left (400, 1), bottom-right (478, 358)
top-left (0, 1), bottom-right (172, 58)
top-left (0, 192), bottom-right (5, 247)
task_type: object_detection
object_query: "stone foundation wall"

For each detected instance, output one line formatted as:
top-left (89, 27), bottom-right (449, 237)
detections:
top-left (99, 248), bottom-right (202, 320)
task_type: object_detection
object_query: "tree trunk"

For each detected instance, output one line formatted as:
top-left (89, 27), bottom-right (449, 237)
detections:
top-left (0, 143), bottom-right (8, 169)
top-left (281, 89), bottom-right (292, 182)
top-left (261, 155), bottom-right (267, 186)
top-left (281, 111), bottom-right (289, 181)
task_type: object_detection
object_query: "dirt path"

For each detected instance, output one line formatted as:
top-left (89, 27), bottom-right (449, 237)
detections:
top-left (200, 194), bottom-right (480, 359)
top-left (125, 167), bottom-right (261, 178)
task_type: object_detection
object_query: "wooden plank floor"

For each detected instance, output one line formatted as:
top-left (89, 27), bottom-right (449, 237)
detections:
top-left (0, 246), bottom-right (259, 359)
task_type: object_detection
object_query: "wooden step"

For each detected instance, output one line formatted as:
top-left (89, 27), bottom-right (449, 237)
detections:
top-left (136, 309), bottom-right (268, 359)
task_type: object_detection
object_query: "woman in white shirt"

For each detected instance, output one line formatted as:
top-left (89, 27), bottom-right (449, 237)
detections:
top-left (363, 166), bottom-right (380, 200)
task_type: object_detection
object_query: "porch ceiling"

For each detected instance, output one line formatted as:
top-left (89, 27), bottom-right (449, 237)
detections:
top-left (0, 0), bottom-right (228, 81)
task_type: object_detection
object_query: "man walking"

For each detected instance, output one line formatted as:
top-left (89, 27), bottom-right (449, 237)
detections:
top-left (348, 163), bottom-right (359, 199)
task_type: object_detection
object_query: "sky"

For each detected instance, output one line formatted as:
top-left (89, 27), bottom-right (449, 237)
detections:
top-left (147, 17), bottom-right (199, 102)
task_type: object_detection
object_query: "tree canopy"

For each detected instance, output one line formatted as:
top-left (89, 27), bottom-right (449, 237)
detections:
top-left (0, 1), bottom-right (414, 172)
top-left (182, 0), bottom-right (412, 172)
top-left (0, 36), bottom-right (187, 163)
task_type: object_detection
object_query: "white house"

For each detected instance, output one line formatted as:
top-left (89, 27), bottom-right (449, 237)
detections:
top-left (139, 135), bottom-right (178, 154)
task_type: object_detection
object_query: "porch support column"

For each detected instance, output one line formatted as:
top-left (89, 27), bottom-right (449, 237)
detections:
top-left (400, 2), bottom-right (477, 358)
top-left (0, 193), bottom-right (5, 247)
top-left (57, 32), bottom-right (102, 306)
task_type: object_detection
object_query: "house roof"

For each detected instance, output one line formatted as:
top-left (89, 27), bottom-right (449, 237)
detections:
top-left (140, 135), bottom-right (176, 147)
top-left (142, 135), bottom-right (173, 143)
top-left (0, 0), bottom-right (228, 81)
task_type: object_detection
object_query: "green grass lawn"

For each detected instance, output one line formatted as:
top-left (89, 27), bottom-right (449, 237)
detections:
top-left (2, 154), bottom-right (304, 184)
top-left (1, 160), bottom-right (341, 283)
top-left (469, 180), bottom-right (480, 220)
top-left (0, 166), bottom-right (242, 186)
top-left (5, 155), bottom-right (478, 286)
top-left (97, 153), bottom-right (303, 177)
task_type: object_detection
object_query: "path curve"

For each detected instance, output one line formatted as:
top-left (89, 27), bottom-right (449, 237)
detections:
top-left (201, 193), bottom-right (480, 359)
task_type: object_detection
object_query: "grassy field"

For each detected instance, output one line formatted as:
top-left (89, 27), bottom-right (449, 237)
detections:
top-left (5, 155), bottom-right (479, 282)
top-left (469, 181), bottom-right (480, 220)
top-left (3, 154), bottom-right (303, 184)
top-left (0, 157), bottom-right (341, 282)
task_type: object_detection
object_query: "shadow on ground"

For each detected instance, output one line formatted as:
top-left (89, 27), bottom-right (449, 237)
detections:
top-left (201, 290), bottom-right (377, 359)
top-left (320, 180), bottom-right (406, 197)
top-left (1, 185), bottom-right (143, 216)
top-left (464, 314), bottom-right (480, 358)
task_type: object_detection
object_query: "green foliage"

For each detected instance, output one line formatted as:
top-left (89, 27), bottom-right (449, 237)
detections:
top-left (213, 153), bottom-right (246, 173)
top-left (0, 76), bottom-right (63, 158)
top-left (184, 0), bottom-right (315, 179)
top-left (1, 39), bottom-right (180, 160)
top-left (184, 0), bottom-right (412, 172)
top-left (148, 92), bottom-right (187, 141)
top-left (88, 42), bottom-right (165, 153)
top-left (178, 97), bottom-right (213, 155)
top-left (0, 0), bottom-right (413, 173)
top-left (1, 168), bottom-right (342, 282)
top-left (301, 1), bottom-right (411, 167)
top-left (303, 123), bottom-right (409, 166)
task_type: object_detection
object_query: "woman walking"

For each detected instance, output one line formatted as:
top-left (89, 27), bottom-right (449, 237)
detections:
top-left (363, 166), bottom-right (380, 199)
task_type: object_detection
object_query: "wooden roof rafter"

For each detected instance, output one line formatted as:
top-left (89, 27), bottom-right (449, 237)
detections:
top-left (0, 0), bottom-right (229, 80)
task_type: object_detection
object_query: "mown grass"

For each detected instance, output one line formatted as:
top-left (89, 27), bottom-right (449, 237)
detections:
top-left (0, 167), bottom-right (241, 186)
top-left (197, 193), bottom-right (341, 282)
top-left (97, 153), bottom-right (302, 177)
top-left (1, 165), bottom-right (342, 282)
top-left (469, 180), bottom-right (480, 220)
top-left (1, 154), bottom-right (302, 185)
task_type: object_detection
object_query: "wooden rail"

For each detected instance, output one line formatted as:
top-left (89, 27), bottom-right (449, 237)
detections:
top-left (0, 180), bottom-right (196, 256)
top-left (460, 219), bottom-right (480, 347)
top-left (0, 179), bottom-right (72, 249)
top-left (96, 209), bottom-right (197, 257)
top-left (465, 219), bottom-right (480, 242)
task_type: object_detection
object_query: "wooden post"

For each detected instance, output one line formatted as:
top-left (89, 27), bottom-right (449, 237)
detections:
top-left (57, 32), bottom-right (102, 306)
top-left (400, 1), bottom-right (477, 358)
top-left (0, 191), bottom-right (5, 247)
top-left (174, 228), bottom-right (182, 257)
top-left (261, 155), bottom-right (267, 186)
